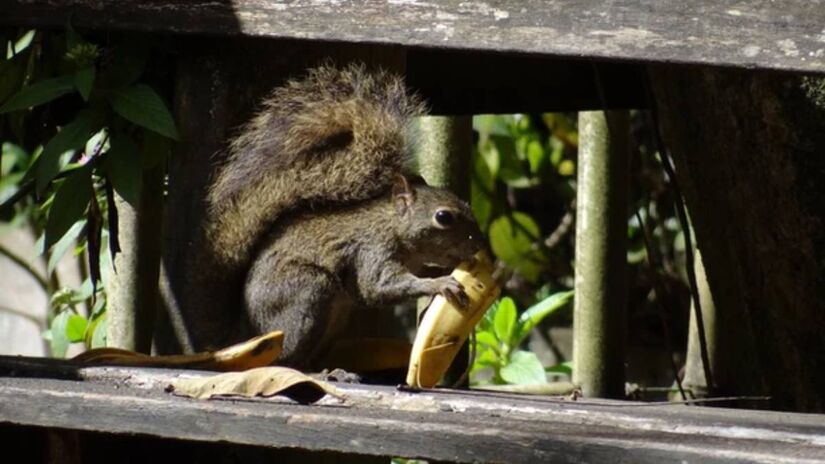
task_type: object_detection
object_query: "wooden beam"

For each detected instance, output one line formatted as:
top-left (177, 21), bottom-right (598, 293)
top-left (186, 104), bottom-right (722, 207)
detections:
top-left (2, 1), bottom-right (824, 74)
top-left (1, 356), bottom-right (824, 463)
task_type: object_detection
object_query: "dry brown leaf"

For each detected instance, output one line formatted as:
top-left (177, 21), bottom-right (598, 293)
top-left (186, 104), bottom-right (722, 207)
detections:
top-left (169, 366), bottom-right (342, 404)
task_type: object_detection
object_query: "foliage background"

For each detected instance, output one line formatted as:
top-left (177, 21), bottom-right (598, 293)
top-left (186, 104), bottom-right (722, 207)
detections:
top-left (1, 28), bottom-right (691, 397)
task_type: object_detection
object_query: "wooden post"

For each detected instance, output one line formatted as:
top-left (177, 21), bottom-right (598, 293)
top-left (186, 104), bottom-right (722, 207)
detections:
top-left (415, 115), bottom-right (472, 198)
top-left (106, 165), bottom-right (164, 352)
top-left (415, 115), bottom-right (473, 386)
top-left (573, 110), bottom-right (629, 399)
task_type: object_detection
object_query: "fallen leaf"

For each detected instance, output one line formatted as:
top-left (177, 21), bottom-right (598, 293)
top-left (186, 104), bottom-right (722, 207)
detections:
top-left (170, 366), bottom-right (341, 404)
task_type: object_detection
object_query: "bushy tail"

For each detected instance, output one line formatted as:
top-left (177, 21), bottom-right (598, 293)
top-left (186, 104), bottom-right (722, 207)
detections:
top-left (207, 64), bottom-right (425, 269)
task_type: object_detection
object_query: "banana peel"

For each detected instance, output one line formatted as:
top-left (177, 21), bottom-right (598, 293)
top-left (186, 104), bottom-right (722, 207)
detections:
top-left (319, 337), bottom-right (412, 372)
top-left (406, 251), bottom-right (500, 388)
top-left (74, 330), bottom-right (283, 371)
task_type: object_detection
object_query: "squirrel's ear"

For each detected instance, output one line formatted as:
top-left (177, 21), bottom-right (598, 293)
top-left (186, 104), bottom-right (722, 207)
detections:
top-left (392, 175), bottom-right (416, 214)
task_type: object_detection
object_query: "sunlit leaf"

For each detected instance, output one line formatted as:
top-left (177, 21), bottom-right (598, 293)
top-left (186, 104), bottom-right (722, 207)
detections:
top-left (493, 135), bottom-right (533, 188)
top-left (49, 310), bottom-right (71, 358)
top-left (500, 350), bottom-right (546, 385)
top-left (493, 296), bottom-right (517, 346)
top-left (86, 309), bottom-right (107, 348)
top-left (34, 109), bottom-right (99, 193)
top-left (473, 114), bottom-right (512, 137)
top-left (65, 314), bottom-right (88, 342)
top-left (6, 30), bottom-right (35, 59)
top-left (526, 139), bottom-right (546, 175)
top-left (513, 290), bottom-right (574, 346)
top-left (489, 212), bottom-right (543, 282)
top-left (47, 219), bottom-right (86, 275)
top-left (2, 142), bottom-right (28, 175)
top-left (472, 348), bottom-right (499, 369)
top-left (474, 330), bottom-right (500, 352)
top-left (546, 361), bottom-right (573, 376)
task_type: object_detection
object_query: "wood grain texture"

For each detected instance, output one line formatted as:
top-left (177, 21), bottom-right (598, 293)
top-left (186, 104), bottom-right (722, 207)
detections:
top-left (1, 1), bottom-right (824, 74)
top-left (1, 356), bottom-right (825, 463)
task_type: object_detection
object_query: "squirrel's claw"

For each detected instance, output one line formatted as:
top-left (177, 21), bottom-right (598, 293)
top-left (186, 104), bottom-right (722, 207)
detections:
top-left (436, 276), bottom-right (469, 309)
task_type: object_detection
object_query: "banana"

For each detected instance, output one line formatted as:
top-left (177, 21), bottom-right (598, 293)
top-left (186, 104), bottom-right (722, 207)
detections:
top-left (406, 251), bottom-right (500, 388)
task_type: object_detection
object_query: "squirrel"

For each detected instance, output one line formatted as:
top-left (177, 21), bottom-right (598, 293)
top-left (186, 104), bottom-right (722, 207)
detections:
top-left (168, 64), bottom-right (486, 369)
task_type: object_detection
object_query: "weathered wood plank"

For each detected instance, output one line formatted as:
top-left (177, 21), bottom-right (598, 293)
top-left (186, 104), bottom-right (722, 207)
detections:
top-left (2, 1), bottom-right (824, 74)
top-left (1, 356), bottom-right (824, 463)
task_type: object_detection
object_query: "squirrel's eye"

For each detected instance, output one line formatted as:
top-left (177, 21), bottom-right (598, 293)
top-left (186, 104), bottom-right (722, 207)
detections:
top-left (434, 209), bottom-right (456, 228)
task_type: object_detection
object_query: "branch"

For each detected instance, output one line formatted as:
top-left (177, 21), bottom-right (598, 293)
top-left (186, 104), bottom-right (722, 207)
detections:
top-left (0, 244), bottom-right (48, 290)
top-left (643, 74), bottom-right (715, 390)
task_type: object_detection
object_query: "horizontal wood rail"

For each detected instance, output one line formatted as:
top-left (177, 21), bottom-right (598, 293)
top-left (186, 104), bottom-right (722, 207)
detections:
top-left (1, 356), bottom-right (824, 463)
top-left (2, 1), bottom-right (824, 74)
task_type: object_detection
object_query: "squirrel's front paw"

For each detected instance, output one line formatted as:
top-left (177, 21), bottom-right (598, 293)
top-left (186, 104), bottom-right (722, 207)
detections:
top-left (434, 276), bottom-right (469, 309)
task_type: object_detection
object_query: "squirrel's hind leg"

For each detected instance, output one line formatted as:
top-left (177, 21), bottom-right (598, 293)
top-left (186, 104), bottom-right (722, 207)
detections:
top-left (244, 259), bottom-right (349, 370)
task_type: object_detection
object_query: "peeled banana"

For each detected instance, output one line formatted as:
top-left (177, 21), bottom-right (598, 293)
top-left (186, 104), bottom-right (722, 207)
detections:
top-left (406, 251), bottom-right (500, 388)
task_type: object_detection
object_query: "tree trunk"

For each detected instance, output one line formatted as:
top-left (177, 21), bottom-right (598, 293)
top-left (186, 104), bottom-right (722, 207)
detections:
top-left (649, 67), bottom-right (825, 412)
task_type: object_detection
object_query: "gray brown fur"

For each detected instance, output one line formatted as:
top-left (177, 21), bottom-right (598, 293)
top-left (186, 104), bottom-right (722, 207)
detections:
top-left (207, 64), bottom-right (425, 269)
top-left (246, 182), bottom-right (485, 367)
top-left (168, 65), bottom-right (484, 367)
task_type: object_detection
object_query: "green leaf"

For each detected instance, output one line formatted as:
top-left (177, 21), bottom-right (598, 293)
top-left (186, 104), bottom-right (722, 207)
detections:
top-left (473, 114), bottom-right (512, 137)
top-left (6, 30), bottom-right (35, 59)
top-left (73, 278), bottom-right (95, 303)
top-left (472, 348), bottom-right (499, 369)
top-left (87, 310), bottom-right (107, 348)
top-left (84, 128), bottom-right (109, 159)
top-left (34, 110), bottom-right (98, 193)
top-left (478, 137), bottom-right (500, 177)
top-left (65, 314), bottom-right (88, 342)
top-left (493, 297), bottom-right (517, 346)
top-left (489, 212), bottom-right (544, 282)
top-left (74, 66), bottom-right (95, 101)
top-left (494, 135), bottom-right (533, 188)
top-left (49, 310), bottom-right (71, 358)
top-left (526, 139), bottom-right (546, 175)
top-left (110, 84), bottom-right (178, 139)
top-left (104, 134), bottom-right (142, 207)
top-left (44, 166), bottom-right (92, 250)
top-left (0, 75), bottom-right (76, 113)
top-left (470, 152), bottom-right (494, 230)
top-left (474, 330), bottom-right (500, 352)
top-left (47, 220), bottom-right (86, 275)
top-left (545, 361), bottom-right (573, 376)
top-left (500, 350), bottom-right (547, 385)
top-left (513, 290), bottom-right (574, 346)
top-left (2, 142), bottom-right (28, 175)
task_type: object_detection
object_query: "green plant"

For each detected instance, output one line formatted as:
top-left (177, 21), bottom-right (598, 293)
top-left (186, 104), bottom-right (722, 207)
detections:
top-left (1, 27), bottom-right (175, 356)
top-left (472, 291), bottom-right (573, 386)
